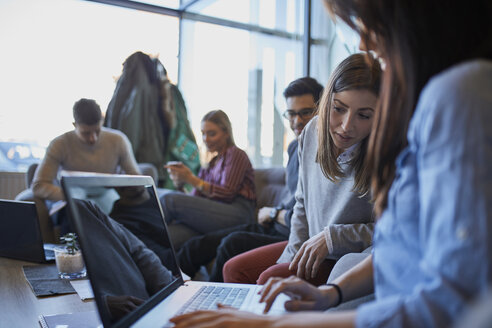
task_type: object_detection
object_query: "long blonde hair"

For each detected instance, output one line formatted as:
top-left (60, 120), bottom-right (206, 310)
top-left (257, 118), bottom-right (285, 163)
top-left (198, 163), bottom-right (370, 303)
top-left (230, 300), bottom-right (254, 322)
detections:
top-left (201, 110), bottom-right (235, 147)
top-left (200, 110), bottom-right (235, 165)
top-left (316, 53), bottom-right (382, 195)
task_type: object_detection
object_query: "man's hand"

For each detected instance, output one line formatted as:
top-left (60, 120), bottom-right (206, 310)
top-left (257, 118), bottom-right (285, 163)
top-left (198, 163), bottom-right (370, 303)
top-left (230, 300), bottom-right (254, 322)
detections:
top-left (106, 295), bottom-right (145, 320)
top-left (257, 207), bottom-right (274, 226)
top-left (289, 231), bottom-right (328, 279)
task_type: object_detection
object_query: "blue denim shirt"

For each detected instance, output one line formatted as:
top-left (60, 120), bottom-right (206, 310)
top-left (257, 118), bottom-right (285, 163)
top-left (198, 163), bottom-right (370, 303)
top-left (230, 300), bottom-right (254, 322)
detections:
top-left (356, 59), bottom-right (492, 327)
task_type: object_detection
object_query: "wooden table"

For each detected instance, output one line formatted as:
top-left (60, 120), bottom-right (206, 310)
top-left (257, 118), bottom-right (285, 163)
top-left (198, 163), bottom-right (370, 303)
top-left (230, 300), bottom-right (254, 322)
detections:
top-left (0, 257), bottom-right (96, 327)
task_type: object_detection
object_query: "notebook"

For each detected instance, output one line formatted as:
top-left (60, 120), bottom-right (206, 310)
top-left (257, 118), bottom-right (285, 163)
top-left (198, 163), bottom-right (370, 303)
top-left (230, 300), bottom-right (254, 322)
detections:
top-left (39, 311), bottom-right (102, 328)
top-left (0, 199), bottom-right (56, 263)
top-left (61, 174), bottom-right (288, 328)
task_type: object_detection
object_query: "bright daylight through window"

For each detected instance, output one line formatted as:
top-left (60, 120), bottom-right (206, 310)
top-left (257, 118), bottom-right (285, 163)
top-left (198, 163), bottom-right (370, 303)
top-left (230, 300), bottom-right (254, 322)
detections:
top-left (0, 0), bottom-right (358, 174)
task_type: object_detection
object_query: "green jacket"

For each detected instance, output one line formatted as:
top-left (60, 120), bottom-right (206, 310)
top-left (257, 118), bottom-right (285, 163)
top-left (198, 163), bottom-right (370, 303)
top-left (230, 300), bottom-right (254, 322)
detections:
top-left (105, 52), bottom-right (200, 188)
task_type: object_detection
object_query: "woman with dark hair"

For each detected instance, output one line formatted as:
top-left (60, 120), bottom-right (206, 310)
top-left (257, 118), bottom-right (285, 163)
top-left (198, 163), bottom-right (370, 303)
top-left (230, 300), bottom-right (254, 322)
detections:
top-left (161, 110), bottom-right (255, 243)
top-left (222, 52), bottom-right (381, 286)
top-left (171, 0), bottom-right (492, 327)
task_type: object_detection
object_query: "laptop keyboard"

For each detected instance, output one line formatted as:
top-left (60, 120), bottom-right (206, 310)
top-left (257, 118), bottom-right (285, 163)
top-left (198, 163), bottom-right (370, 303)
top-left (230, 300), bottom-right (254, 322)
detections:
top-left (44, 248), bottom-right (55, 260)
top-left (43, 243), bottom-right (57, 261)
top-left (176, 286), bottom-right (250, 314)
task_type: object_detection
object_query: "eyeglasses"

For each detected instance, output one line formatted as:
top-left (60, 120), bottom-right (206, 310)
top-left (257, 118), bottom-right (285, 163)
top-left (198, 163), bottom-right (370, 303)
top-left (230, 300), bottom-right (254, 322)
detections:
top-left (282, 108), bottom-right (316, 120)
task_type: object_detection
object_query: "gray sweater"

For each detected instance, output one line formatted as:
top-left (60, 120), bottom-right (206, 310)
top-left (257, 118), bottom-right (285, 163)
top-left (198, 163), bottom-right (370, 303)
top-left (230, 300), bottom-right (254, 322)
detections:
top-left (33, 128), bottom-right (140, 201)
top-left (277, 116), bottom-right (374, 263)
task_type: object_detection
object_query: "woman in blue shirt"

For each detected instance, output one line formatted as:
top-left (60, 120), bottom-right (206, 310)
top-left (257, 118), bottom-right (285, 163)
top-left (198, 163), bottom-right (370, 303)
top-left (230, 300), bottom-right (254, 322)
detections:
top-left (170, 0), bottom-right (492, 327)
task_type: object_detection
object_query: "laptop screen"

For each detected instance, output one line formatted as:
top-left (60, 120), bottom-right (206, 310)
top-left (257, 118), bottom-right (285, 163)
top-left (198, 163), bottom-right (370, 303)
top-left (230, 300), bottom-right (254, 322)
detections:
top-left (0, 199), bottom-right (46, 262)
top-left (61, 175), bottom-right (183, 328)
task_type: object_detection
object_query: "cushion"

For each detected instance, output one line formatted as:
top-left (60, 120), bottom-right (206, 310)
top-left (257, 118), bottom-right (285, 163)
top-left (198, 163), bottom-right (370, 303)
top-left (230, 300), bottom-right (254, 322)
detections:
top-left (254, 167), bottom-right (289, 209)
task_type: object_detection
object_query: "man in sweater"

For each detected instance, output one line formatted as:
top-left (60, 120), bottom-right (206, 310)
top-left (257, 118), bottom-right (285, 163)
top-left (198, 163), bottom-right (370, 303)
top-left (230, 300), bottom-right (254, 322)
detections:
top-left (32, 98), bottom-right (141, 231)
top-left (176, 77), bottom-right (324, 281)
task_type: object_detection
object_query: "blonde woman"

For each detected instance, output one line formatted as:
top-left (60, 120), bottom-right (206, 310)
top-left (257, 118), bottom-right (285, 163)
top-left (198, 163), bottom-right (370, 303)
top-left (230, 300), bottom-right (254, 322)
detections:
top-left (162, 110), bottom-right (256, 245)
top-left (222, 53), bottom-right (381, 285)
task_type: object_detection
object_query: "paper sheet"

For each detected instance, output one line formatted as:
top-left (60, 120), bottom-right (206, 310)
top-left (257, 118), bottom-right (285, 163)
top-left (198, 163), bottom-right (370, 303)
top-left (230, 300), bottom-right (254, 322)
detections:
top-left (69, 280), bottom-right (94, 300)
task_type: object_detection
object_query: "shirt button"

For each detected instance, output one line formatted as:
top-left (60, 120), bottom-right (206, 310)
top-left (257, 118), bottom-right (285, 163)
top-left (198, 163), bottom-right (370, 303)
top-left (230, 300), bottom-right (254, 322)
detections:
top-left (456, 227), bottom-right (468, 241)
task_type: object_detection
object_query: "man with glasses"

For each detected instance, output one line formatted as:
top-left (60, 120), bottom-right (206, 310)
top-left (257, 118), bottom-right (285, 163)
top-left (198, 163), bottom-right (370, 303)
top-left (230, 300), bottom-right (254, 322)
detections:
top-left (176, 77), bottom-right (323, 282)
top-left (282, 99), bottom-right (318, 136)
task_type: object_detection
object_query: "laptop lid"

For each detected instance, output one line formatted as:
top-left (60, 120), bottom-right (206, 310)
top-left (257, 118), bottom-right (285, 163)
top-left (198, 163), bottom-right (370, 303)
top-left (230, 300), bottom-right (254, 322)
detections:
top-left (0, 199), bottom-right (47, 262)
top-left (61, 174), bottom-right (183, 328)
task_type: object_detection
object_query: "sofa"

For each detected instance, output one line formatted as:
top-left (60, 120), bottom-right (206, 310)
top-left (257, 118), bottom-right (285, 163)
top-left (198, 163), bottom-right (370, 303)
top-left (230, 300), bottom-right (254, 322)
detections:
top-left (16, 164), bottom-right (289, 246)
top-left (14, 162), bottom-right (162, 243)
top-left (253, 167), bottom-right (290, 212)
top-left (166, 166), bottom-right (289, 249)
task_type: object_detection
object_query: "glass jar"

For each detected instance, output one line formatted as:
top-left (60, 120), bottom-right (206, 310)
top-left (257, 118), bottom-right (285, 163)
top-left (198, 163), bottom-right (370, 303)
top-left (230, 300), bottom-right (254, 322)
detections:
top-left (54, 246), bottom-right (86, 279)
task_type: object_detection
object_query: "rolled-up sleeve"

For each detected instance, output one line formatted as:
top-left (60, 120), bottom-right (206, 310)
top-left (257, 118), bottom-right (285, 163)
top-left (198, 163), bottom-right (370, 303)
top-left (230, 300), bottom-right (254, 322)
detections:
top-left (325, 222), bottom-right (375, 259)
top-left (205, 147), bottom-right (254, 202)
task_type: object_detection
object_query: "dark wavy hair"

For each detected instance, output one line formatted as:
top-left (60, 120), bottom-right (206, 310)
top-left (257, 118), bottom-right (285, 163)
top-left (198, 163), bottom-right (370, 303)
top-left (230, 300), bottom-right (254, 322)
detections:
top-left (324, 0), bottom-right (492, 216)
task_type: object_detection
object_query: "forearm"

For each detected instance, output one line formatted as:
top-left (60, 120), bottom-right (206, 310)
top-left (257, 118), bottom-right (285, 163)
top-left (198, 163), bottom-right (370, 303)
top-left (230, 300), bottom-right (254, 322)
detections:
top-left (32, 153), bottom-right (64, 201)
top-left (189, 175), bottom-right (242, 201)
top-left (276, 209), bottom-right (287, 226)
top-left (32, 181), bottom-right (64, 201)
top-left (188, 175), bottom-right (212, 196)
top-left (270, 311), bottom-right (356, 328)
top-left (120, 138), bottom-right (141, 175)
top-left (327, 222), bottom-right (375, 257)
top-left (121, 160), bottom-right (141, 175)
top-left (330, 255), bottom-right (374, 303)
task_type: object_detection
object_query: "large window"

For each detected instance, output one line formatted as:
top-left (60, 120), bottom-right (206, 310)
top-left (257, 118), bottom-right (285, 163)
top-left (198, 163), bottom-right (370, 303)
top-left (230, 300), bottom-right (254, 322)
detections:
top-left (0, 0), bottom-right (179, 149)
top-left (310, 0), bottom-right (360, 86)
top-left (0, 0), bottom-right (358, 171)
top-left (180, 0), bottom-right (305, 167)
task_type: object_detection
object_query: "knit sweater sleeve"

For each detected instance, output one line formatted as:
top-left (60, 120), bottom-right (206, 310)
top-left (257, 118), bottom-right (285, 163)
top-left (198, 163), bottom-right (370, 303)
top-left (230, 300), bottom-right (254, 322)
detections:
top-left (277, 130), bottom-right (308, 263)
top-left (324, 221), bottom-right (375, 258)
top-left (32, 136), bottom-right (65, 201)
top-left (116, 131), bottom-right (141, 175)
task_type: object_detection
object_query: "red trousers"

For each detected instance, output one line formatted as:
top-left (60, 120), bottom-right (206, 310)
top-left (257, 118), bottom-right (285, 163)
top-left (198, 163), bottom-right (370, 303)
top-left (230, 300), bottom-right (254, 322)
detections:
top-left (222, 241), bottom-right (335, 286)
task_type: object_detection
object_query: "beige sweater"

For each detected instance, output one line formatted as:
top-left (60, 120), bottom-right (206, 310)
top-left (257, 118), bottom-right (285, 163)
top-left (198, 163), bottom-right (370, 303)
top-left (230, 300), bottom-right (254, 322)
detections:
top-left (32, 128), bottom-right (140, 201)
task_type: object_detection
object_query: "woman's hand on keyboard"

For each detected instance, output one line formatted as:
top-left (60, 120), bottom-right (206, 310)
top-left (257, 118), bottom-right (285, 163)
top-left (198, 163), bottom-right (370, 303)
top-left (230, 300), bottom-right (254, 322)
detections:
top-left (259, 276), bottom-right (333, 314)
top-left (170, 307), bottom-right (273, 328)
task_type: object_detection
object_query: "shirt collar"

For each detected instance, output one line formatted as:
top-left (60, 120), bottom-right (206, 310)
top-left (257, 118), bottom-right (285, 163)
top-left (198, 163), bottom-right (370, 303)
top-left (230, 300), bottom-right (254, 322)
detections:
top-left (337, 143), bottom-right (359, 164)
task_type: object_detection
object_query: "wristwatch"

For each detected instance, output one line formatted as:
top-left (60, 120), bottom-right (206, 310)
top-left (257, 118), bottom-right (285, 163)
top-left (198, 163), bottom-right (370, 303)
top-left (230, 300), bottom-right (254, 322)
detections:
top-left (197, 179), bottom-right (205, 192)
top-left (269, 206), bottom-right (283, 221)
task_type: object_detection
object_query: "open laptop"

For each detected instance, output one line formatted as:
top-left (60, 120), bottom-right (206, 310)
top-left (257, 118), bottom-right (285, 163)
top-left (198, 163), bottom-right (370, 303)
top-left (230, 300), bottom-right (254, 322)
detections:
top-left (61, 174), bottom-right (288, 328)
top-left (0, 199), bottom-right (56, 263)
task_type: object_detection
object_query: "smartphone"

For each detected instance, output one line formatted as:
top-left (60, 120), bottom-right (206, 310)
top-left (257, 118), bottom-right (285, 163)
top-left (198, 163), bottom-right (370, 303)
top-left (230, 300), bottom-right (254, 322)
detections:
top-left (166, 161), bottom-right (182, 166)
